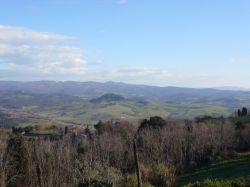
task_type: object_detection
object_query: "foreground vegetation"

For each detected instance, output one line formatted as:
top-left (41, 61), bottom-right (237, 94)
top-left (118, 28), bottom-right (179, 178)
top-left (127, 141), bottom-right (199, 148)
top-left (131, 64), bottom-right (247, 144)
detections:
top-left (0, 113), bottom-right (250, 187)
top-left (178, 152), bottom-right (250, 186)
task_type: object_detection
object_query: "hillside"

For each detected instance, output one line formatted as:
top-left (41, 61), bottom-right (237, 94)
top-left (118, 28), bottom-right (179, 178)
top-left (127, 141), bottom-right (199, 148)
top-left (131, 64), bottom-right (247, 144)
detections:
top-left (90, 93), bottom-right (125, 103)
top-left (0, 81), bottom-right (250, 107)
top-left (177, 152), bottom-right (250, 186)
top-left (1, 81), bottom-right (250, 124)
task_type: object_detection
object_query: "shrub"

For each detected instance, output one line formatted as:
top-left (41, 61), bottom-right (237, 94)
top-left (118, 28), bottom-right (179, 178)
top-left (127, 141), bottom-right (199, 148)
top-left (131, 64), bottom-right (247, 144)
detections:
top-left (6, 134), bottom-right (29, 187)
top-left (151, 164), bottom-right (175, 187)
top-left (122, 173), bottom-right (137, 187)
top-left (141, 163), bottom-right (175, 187)
top-left (117, 172), bottom-right (156, 187)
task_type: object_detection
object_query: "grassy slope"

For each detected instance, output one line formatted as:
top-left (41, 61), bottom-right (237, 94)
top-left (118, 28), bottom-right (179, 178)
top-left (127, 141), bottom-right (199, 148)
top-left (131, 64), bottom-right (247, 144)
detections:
top-left (38, 100), bottom-right (171, 124)
top-left (231, 116), bottom-right (250, 124)
top-left (38, 100), bottom-right (233, 124)
top-left (2, 91), bottom-right (234, 125)
top-left (164, 102), bottom-right (231, 118)
top-left (25, 99), bottom-right (233, 125)
top-left (177, 152), bottom-right (250, 186)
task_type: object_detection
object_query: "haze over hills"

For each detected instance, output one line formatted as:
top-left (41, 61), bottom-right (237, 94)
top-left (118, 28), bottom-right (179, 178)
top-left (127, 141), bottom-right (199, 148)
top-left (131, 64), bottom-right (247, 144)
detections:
top-left (213, 86), bottom-right (250, 91)
top-left (0, 80), bottom-right (250, 124)
top-left (2, 1), bottom-right (250, 186)
top-left (1, 80), bottom-right (250, 103)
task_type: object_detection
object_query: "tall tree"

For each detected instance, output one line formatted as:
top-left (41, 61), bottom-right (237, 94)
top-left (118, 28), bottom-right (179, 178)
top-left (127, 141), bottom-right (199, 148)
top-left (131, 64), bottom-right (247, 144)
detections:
top-left (242, 107), bottom-right (248, 116)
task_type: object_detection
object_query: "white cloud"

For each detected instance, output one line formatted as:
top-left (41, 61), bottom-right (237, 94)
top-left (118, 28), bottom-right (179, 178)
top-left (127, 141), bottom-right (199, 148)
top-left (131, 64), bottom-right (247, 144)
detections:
top-left (0, 25), bottom-right (87, 75)
top-left (2, 25), bottom-right (247, 88)
top-left (0, 25), bottom-right (182, 86)
top-left (0, 25), bottom-right (74, 45)
top-left (109, 68), bottom-right (173, 79)
top-left (75, 67), bottom-right (177, 86)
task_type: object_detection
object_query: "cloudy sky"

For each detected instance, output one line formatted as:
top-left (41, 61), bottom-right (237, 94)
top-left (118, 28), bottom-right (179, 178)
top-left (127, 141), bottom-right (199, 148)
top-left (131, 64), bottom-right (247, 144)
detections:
top-left (0, 0), bottom-right (250, 88)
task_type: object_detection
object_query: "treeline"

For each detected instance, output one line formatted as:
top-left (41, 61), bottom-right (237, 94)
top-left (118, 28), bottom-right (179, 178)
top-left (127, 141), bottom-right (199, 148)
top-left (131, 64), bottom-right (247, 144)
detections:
top-left (0, 116), bottom-right (250, 187)
top-left (237, 107), bottom-right (249, 117)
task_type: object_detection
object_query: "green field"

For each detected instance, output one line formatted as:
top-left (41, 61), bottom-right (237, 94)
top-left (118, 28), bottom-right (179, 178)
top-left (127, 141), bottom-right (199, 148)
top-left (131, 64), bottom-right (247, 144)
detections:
top-left (36, 100), bottom-right (233, 125)
top-left (0, 90), bottom-right (240, 126)
top-left (231, 116), bottom-right (250, 124)
top-left (177, 152), bottom-right (250, 186)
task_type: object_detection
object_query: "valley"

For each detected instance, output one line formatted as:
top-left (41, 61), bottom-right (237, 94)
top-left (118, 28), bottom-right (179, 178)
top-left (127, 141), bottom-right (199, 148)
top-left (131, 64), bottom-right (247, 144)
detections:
top-left (0, 81), bottom-right (248, 127)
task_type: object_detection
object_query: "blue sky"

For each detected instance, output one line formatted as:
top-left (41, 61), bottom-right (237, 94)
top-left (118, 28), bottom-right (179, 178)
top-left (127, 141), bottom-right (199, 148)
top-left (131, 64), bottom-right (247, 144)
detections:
top-left (0, 0), bottom-right (250, 87)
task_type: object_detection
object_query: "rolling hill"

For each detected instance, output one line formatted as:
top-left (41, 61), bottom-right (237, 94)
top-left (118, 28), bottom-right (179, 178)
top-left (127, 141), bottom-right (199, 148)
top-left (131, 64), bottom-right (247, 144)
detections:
top-left (0, 81), bottom-right (250, 125)
top-left (0, 81), bottom-right (250, 105)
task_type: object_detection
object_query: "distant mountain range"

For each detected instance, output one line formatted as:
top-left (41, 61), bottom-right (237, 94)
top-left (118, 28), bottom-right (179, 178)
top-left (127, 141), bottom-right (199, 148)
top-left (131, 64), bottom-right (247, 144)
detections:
top-left (0, 81), bottom-right (249, 99)
top-left (0, 81), bottom-right (250, 123)
top-left (1, 81), bottom-right (250, 104)
top-left (213, 86), bottom-right (250, 91)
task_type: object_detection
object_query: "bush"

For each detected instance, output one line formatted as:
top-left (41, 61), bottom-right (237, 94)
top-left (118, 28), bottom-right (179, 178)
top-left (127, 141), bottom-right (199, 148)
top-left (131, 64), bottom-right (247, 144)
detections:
top-left (151, 164), bottom-right (175, 187)
top-left (6, 134), bottom-right (29, 187)
top-left (117, 172), bottom-right (156, 187)
top-left (141, 163), bottom-right (175, 187)
top-left (119, 164), bottom-right (175, 187)
top-left (122, 173), bottom-right (137, 187)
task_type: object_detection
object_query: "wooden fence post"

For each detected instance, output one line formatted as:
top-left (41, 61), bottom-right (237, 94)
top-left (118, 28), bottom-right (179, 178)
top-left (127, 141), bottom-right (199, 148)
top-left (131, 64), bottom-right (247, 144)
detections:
top-left (133, 138), bottom-right (142, 187)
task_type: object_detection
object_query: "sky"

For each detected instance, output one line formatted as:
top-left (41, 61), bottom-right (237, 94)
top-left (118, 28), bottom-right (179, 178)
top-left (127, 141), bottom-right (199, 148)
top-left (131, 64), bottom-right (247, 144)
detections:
top-left (0, 0), bottom-right (250, 88)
